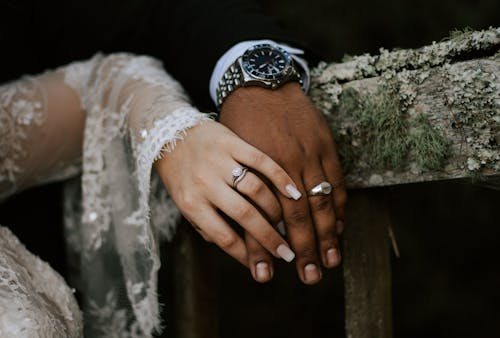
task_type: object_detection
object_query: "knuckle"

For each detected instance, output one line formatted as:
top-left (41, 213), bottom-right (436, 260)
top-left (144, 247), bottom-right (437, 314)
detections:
top-left (191, 172), bottom-right (207, 187)
top-left (233, 203), bottom-right (254, 220)
top-left (270, 164), bottom-right (286, 179)
top-left (286, 209), bottom-right (310, 227)
top-left (310, 195), bottom-right (333, 213)
top-left (247, 245), bottom-right (270, 261)
top-left (179, 192), bottom-right (198, 212)
top-left (246, 178), bottom-right (265, 196)
top-left (319, 237), bottom-right (337, 249)
top-left (269, 205), bottom-right (281, 224)
top-left (216, 232), bottom-right (238, 249)
top-left (248, 150), bottom-right (266, 166)
top-left (297, 246), bottom-right (318, 260)
top-left (309, 174), bottom-right (327, 184)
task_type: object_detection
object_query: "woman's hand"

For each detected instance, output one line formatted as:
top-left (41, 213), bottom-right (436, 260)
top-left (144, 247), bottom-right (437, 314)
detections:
top-left (154, 120), bottom-right (301, 282)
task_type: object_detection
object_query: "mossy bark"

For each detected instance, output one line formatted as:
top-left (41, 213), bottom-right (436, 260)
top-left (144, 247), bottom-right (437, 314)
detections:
top-left (311, 27), bottom-right (500, 188)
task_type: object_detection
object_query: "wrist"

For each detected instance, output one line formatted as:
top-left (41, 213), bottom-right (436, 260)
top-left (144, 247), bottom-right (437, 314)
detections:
top-left (219, 82), bottom-right (308, 119)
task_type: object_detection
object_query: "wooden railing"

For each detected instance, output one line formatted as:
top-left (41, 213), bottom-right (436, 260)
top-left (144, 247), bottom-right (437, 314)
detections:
top-left (173, 27), bottom-right (499, 338)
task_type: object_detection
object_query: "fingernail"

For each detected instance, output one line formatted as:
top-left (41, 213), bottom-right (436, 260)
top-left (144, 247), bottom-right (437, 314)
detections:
top-left (327, 248), bottom-right (339, 267)
top-left (277, 244), bottom-right (295, 262)
top-left (256, 262), bottom-right (270, 281)
top-left (336, 220), bottom-right (344, 235)
top-left (285, 184), bottom-right (302, 200)
top-left (277, 220), bottom-right (286, 236)
top-left (304, 264), bottom-right (320, 283)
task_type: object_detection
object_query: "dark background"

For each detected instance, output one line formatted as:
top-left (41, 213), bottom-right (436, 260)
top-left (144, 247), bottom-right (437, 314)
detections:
top-left (1, 0), bottom-right (499, 337)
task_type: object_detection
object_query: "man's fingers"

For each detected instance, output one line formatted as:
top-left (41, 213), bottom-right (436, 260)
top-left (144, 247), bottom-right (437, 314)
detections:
top-left (322, 151), bottom-right (347, 235)
top-left (303, 164), bottom-right (341, 269)
top-left (245, 232), bottom-right (274, 283)
top-left (280, 178), bottom-right (322, 285)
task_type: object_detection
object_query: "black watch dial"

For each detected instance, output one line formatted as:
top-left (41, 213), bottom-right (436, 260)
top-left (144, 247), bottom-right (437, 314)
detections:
top-left (242, 44), bottom-right (292, 80)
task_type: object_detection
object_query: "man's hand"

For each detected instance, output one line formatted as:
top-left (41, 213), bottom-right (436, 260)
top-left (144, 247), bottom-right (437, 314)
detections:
top-left (219, 82), bottom-right (347, 284)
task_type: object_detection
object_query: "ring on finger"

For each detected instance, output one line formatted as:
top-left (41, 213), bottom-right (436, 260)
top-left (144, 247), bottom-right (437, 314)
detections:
top-left (307, 181), bottom-right (333, 196)
top-left (232, 166), bottom-right (249, 189)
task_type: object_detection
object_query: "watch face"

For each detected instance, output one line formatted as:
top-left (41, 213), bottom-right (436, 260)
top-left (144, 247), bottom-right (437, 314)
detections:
top-left (242, 44), bottom-right (292, 80)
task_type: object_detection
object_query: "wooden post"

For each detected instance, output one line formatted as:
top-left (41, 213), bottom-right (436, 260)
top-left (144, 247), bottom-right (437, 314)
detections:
top-left (173, 220), bottom-right (218, 338)
top-left (343, 188), bottom-right (393, 338)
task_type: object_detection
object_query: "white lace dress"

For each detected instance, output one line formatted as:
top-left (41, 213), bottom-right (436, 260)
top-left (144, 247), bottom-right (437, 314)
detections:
top-left (0, 53), bottom-right (212, 337)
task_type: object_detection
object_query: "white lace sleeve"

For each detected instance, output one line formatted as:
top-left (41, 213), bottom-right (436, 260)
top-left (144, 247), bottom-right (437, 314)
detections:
top-left (0, 53), bottom-right (212, 337)
top-left (0, 71), bottom-right (85, 200)
top-left (0, 225), bottom-right (82, 338)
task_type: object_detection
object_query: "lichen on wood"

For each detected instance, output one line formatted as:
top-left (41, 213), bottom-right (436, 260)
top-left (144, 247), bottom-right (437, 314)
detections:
top-left (310, 27), bottom-right (500, 188)
top-left (313, 27), bottom-right (500, 84)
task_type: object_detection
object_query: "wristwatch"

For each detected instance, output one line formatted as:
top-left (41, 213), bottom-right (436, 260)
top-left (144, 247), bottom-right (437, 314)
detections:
top-left (215, 43), bottom-right (307, 108)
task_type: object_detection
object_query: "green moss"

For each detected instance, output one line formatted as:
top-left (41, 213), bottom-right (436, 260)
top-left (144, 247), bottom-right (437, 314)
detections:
top-left (313, 27), bottom-right (499, 177)
top-left (336, 84), bottom-right (451, 173)
top-left (356, 86), bottom-right (410, 169)
top-left (409, 115), bottom-right (451, 170)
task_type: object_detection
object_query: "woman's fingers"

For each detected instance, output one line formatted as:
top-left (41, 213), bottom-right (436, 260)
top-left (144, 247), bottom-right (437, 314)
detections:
top-left (230, 170), bottom-right (282, 225)
top-left (156, 122), bottom-right (301, 277)
top-left (230, 138), bottom-right (302, 201)
top-left (188, 205), bottom-right (249, 267)
top-left (209, 180), bottom-right (295, 263)
top-left (230, 171), bottom-right (281, 283)
top-left (245, 232), bottom-right (274, 283)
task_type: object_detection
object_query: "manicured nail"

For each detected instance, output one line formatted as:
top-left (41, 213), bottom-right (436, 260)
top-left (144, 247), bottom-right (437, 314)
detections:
top-left (336, 220), bottom-right (344, 235)
top-left (304, 264), bottom-right (320, 283)
top-left (285, 184), bottom-right (302, 200)
top-left (277, 244), bottom-right (295, 262)
top-left (277, 220), bottom-right (286, 236)
top-left (256, 262), bottom-right (270, 281)
top-left (327, 248), bottom-right (339, 267)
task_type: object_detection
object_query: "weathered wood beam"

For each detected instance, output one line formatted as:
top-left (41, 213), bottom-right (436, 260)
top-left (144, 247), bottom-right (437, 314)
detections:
top-left (311, 27), bottom-right (500, 188)
top-left (344, 189), bottom-right (393, 338)
top-left (309, 27), bottom-right (499, 338)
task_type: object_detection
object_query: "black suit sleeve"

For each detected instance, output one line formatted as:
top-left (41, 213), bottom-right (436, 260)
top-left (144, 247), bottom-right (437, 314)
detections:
top-left (143, 0), bottom-right (313, 108)
top-left (2, 0), bottom-right (315, 108)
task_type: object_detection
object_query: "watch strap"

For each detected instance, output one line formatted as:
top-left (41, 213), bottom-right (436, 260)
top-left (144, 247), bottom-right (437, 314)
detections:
top-left (215, 60), bottom-right (244, 108)
top-left (215, 52), bottom-right (306, 109)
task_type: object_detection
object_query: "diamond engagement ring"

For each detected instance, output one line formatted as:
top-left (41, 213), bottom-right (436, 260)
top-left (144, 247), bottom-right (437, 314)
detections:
top-left (307, 181), bottom-right (333, 196)
top-left (232, 166), bottom-right (248, 189)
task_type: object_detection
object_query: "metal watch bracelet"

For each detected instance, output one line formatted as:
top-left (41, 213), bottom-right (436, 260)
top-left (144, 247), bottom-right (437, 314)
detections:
top-left (215, 59), bottom-right (305, 109)
top-left (215, 61), bottom-right (245, 108)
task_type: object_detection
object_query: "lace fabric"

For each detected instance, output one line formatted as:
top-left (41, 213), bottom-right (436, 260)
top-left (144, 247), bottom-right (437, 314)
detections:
top-left (0, 226), bottom-right (82, 338)
top-left (0, 53), bottom-right (212, 337)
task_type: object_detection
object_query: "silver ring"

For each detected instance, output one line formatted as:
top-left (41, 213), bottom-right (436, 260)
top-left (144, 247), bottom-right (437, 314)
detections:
top-left (232, 166), bottom-right (248, 189)
top-left (307, 181), bottom-right (333, 196)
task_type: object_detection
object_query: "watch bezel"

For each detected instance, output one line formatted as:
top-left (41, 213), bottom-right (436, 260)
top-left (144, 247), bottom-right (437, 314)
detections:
top-left (241, 43), bottom-right (293, 81)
